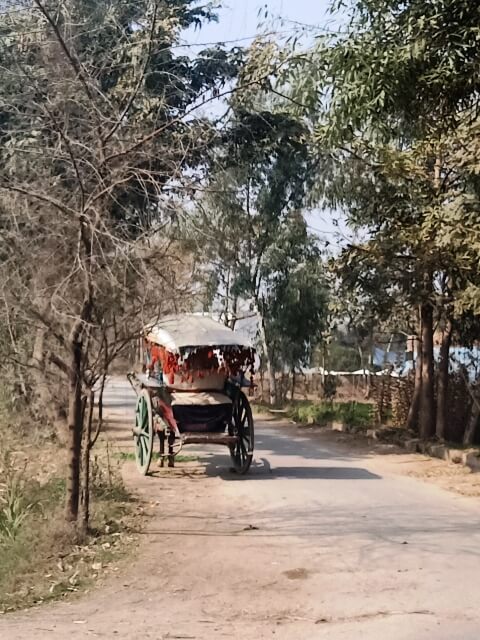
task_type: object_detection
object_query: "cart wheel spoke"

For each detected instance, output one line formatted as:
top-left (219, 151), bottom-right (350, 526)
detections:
top-left (133, 389), bottom-right (154, 475)
top-left (239, 438), bottom-right (247, 458)
top-left (240, 405), bottom-right (247, 425)
top-left (228, 390), bottom-right (254, 474)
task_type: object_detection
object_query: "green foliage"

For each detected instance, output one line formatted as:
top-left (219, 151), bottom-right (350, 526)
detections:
top-left (262, 215), bottom-right (329, 369)
top-left (265, 0), bottom-right (480, 334)
top-left (0, 0), bottom-right (244, 236)
top-left (287, 400), bottom-right (373, 429)
top-left (0, 0), bottom-right (250, 518)
top-left (185, 100), bottom-right (328, 374)
top-left (287, 0), bottom-right (480, 145)
top-left (325, 341), bottom-right (361, 372)
top-left (253, 0), bottom-right (480, 440)
top-left (0, 454), bottom-right (32, 542)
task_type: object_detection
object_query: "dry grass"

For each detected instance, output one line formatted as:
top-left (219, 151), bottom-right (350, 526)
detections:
top-left (0, 417), bottom-right (141, 613)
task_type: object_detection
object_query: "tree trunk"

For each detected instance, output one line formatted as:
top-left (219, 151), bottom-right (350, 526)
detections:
top-left (65, 339), bottom-right (84, 522)
top-left (79, 389), bottom-right (94, 534)
top-left (357, 345), bottom-right (367, 391)
top-left (436, 319), bottom-right (452, 440)
top-left (464, 403), bottom-right (479, 445)
top-left (257, 310), bottom-right (276, 405)
top-left (229, 295), bottom-right (239, 330)
top-left (464, 391), bottom-right (480, 445)
top-left (376, 374), bottom-right (386, 426)
top-left (290, 368), bottom-right (296, 402)
top-left (365, 327), bottom-right (375, 399)
top-left (418, 302), bottom-right (435, 439)
top-left (321, 343), bottom-right (326, 385)
top-left (266, 359), bottom-right (276, 406)
top-left (4, 303), bottom-right (28, 398)
top-left (90, 372), bottom-right (106, 449)
top-left (365, 370), bottom-right (371, 399)
top-left (30, 326), bottom-right (50, 410)
top-left (406, 335), bottom-right (423, 431)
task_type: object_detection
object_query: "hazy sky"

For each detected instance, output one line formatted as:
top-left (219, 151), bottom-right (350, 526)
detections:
top-left (187, 0), bottom-right (336, 46)
top-left (185, 1), bottom-right (351, 250)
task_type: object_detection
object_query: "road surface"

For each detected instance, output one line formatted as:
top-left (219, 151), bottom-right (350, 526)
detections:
top-left (2, 377), bottom-right (480, 639)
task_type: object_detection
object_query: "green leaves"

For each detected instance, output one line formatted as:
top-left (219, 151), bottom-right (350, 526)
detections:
top-left (278, 0), bottom-right (480, 324)
top-left (183, 94), bottom-right (328, 370)
top-left (0, 454), bottom-right (33, 543)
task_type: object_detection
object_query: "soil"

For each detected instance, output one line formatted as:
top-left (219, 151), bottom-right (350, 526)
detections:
top-left (3, 380), bottom-right (480, 640)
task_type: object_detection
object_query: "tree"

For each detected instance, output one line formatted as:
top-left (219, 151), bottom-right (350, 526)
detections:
top-left (258, 215), bottom-right (328, 400)
top-left (266, 0), bottom-right (480, 438)
top-left (183, 105), bottom-right (327, 404)
top-left (0, 0), bottom-right (247, 526)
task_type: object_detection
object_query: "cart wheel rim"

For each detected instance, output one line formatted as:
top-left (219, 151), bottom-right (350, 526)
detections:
top-left (229, 391), bottom-right (254, 474)
top-left (134, 390), bottom-right (153, 475)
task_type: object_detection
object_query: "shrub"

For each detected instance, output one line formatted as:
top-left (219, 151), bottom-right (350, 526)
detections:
top-left (0, 452), bottom-right (33, 542)
top-left (287, 400), bottom-right (373, 428)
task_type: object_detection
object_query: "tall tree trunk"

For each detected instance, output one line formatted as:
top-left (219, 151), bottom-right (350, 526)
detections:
top-left (418, 302), bottom-right (435, 439)
top-left (65, 338), bottom-right (84, 522)
top-left (258, 311), bottom-right (276, 405)
top-left (290, 368), bottom-right (296, 402)
top-left (436, 319), bottom-right (452, 440)
top-left (90, 373), bottom-right (106, 449)
top-left (79, 389), bottom-right (94, 534)
top-left (376, 374), bottom-right (386, 426)
top-left (365, 370), bottom-right (371, 399)
top-left (406, 334), bottom-right (423, 432)
top-left (406, 310), bottom-right (422, 431)
top-left (280, 372), bottom-right (287, 403)
top-left (229, 295), bottom-right (239, 330)
top-left (321, 344), bottom-right (326, 385)
top-left (4, 303), bottom-right (27, 398)
top-left (365, 327), bottom-right (374, 399)
top-left (357, 344), bottom-right (366, 387)
top-left (30, 326), bottom-right (48, 405)
top-left (464, 389), bottom-right (480, 445)
top-left (64, 209), bottom-right (93, 521)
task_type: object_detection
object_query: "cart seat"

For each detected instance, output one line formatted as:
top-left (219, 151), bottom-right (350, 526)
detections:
top-left (171, 391), bottom-right (231, 434)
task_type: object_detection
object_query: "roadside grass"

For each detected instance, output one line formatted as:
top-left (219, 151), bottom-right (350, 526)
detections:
top-left (253, 399), bottom-right (373, 429)
top-left (0, 425), bottom-right (141, 613)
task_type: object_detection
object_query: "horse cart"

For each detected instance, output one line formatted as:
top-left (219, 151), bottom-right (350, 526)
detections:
top-left (127, 314), bottom-right (255, 475)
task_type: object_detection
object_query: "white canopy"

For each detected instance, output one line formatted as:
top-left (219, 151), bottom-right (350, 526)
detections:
top-left (145, 314), bottom-right (253, 352)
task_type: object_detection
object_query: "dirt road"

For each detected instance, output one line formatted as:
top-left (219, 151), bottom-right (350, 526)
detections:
top-left (3, 378), bottom-right (480, 639)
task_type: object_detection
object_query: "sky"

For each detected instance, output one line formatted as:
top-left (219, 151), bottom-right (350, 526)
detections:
top-left (186, 0), bottom-right (335, 46)
top-left (183, 0), bottom-right (352, 252)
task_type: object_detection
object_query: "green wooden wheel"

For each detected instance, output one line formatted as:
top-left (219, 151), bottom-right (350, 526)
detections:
top-left (228, 390), bottom-right (254, 474)
top-left (134, 389), bottom-right (154, 475)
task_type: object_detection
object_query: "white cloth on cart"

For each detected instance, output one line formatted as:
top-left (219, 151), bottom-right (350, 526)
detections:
top-left (170, 391), bottom-right (232, 406)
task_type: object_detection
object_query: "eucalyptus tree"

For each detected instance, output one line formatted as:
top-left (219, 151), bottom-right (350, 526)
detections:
top-left (187, 107), bottom-right (328, 403)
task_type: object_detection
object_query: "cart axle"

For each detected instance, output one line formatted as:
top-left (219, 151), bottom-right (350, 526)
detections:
top-left (182, 433), bottom-right (239, 446)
